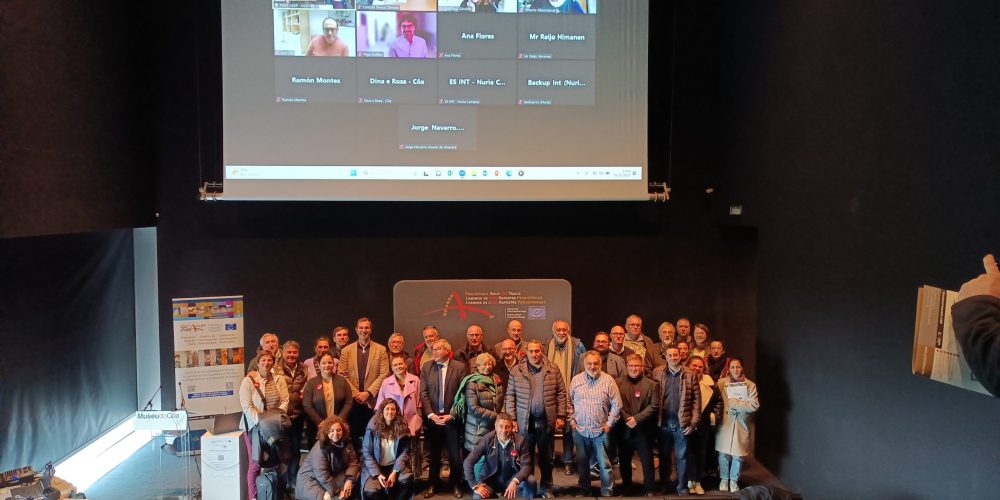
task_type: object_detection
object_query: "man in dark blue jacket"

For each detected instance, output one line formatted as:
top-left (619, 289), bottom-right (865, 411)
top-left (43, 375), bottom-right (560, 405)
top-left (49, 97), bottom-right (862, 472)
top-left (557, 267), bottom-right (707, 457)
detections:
top-left (463, 413), bottom-right (536, 499)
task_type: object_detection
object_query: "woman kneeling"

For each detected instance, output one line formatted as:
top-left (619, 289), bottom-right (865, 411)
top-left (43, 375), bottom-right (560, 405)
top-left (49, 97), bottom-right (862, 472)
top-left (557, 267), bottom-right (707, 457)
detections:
top-left (297, 416), bottom-right (360, 500)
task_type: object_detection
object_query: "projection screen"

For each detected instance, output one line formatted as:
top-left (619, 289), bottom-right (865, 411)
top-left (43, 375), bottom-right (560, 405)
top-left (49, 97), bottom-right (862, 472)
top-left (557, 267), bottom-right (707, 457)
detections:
top-left (221, 0), bottom-right (649, 201)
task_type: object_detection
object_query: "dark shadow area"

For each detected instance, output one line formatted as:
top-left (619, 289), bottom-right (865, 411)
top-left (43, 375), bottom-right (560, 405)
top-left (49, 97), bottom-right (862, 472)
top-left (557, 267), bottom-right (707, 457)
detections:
top-left (0, 230), bottom-right (138, 469)
top-left (0, 1), bottom-right (157, 237)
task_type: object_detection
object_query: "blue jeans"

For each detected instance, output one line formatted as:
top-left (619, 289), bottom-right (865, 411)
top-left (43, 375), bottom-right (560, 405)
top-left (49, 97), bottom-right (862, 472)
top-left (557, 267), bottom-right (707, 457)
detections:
top-left (572, 430), bottom-right (613, 496)
top-left (719, 453), bottom-right (743, 482)
top-left (471, 477), bottom-right (536, 499)
top-left (659, 421), bottom-right (688, 493)
top-left (562, 419), bottom-right (575, 463)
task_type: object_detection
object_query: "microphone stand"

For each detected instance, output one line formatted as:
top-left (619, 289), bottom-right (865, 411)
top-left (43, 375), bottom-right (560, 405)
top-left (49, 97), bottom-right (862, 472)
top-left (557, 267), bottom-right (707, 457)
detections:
top-left (142, 385), bottom-right (162, 411)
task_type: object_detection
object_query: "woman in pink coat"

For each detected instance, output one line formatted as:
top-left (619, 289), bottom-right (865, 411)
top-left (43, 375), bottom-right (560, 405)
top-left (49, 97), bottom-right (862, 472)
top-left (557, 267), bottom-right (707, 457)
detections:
top-left (375, 355), bottom-right (423, 477)
top-left (375, 355), bottom-right (422, 436)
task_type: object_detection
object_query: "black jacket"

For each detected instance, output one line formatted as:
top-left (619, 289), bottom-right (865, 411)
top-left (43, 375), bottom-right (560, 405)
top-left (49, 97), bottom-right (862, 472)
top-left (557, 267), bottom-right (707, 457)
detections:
top-left (420, 359), bottom-right (468, 416)
top-left (952, 295), bottom-right (1000, 397)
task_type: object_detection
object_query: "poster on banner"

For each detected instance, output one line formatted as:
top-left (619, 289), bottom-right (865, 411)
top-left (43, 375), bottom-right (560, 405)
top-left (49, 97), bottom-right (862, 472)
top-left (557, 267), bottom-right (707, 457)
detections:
top-left (393, 279), bottom-right (571, 348)
top-left (173, 296), bottom-right (246, 415)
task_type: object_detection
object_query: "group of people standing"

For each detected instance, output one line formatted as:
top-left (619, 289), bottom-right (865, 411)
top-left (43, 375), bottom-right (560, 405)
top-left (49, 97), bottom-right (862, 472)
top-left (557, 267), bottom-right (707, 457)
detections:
top-left (239, 314), bottom-right (759, 499)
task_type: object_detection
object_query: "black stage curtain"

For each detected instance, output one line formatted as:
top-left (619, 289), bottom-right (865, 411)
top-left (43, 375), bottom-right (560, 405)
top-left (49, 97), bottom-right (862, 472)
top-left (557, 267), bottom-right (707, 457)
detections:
top-left (0, 0), bottom-right (156, 238)
top-left (0, 230), bottom-right (137, 470)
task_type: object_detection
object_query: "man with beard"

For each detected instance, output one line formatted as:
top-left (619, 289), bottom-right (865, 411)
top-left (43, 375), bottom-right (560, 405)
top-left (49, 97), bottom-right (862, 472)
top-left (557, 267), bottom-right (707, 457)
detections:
top-left (544, 320), bottom-right (585, 476)
top-left (504, 339), bottom-right (566, 498)
top-left (592, 332), bottom-right (626, 381)
top-left (566, 351), bottom-right (622, 497)
top-left (275, 340), bottom-right (308, 492)
top-left (305, 17), bottom-right (350, 56)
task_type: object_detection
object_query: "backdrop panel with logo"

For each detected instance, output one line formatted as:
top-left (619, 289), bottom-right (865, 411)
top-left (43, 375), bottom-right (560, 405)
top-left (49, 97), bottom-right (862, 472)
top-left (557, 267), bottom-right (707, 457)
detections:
top-left (393, 279), bottom-right (571, 347)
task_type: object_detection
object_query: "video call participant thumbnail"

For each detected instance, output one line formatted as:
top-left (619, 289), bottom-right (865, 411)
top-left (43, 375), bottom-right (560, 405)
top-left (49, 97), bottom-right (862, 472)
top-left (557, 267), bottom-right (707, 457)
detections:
top-left (521, 0), bottom-right (592, 14)
top-left (390, 14), bottom-right (434, 58)
top-left (357, 0), bottom-right (438, 11)
top-left (276, 0), bottom-right (355, 8)
top-left (306, 18), bottom-right (350, 56)
top-left (438, 0), bottom-right (514, 13)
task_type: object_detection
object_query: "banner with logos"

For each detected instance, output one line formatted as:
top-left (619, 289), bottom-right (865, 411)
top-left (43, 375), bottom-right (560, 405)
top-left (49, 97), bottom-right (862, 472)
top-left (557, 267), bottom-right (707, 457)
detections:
top-left (392, 279), bottom-right (572, 348)
top-left (172, 296), bottom-right (246, 415)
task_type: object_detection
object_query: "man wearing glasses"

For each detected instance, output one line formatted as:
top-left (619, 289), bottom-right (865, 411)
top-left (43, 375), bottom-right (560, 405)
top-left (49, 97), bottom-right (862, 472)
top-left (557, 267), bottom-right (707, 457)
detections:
top-left (306, 18), bottom-right (349, 57)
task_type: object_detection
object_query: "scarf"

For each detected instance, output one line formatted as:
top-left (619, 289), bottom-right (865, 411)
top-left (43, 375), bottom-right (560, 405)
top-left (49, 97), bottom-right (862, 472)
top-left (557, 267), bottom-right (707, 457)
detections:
top-left (451, 372), bottom-right (497, 419)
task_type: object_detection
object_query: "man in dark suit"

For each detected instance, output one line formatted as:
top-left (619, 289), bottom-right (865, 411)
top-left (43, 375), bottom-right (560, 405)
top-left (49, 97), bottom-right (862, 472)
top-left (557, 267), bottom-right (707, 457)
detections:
top-left (463, 413), bottom-right (536, 499)
top-left (420, 339), bottom-right (467, 498)
top-left (616, 353), bottom-right (660, 496)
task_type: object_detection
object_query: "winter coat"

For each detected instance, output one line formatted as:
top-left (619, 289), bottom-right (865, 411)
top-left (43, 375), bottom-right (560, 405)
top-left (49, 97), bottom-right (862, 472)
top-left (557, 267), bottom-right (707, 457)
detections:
top-left (504, 359), bottom-right (567, 433)
top-left (296, 440), bottom-right (361, 500)
top-left (715, 377), bottom-right (759, 457)
top-left (460, 374), bottom-right (502, 451)
top-left (651, 364), bottom-right (701, 430)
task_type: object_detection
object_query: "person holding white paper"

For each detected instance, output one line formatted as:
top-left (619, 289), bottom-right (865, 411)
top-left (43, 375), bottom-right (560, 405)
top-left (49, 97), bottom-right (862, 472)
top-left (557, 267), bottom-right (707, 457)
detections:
top-left (714, 357), bottom-right (758, 493)
top-left (952, 253), bottom-right (1000, 397)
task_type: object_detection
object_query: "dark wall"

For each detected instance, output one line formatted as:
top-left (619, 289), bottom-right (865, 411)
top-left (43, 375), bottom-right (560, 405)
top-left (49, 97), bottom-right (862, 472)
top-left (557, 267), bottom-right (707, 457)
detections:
top-left (152, 1), bottom-right (756, 408)
top-left (0, 1), bottom-right (157, 237)
top-left (0, 230), bottom-right (138, 470)
top-left (153, 204), bottom-right (759, 408)
top-left (716, 1), bottom-right (1000, 498)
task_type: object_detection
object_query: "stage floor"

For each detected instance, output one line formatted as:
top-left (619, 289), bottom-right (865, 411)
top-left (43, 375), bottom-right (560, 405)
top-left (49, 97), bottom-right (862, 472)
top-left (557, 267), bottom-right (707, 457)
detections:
top-left (85, 440), bottom-right (799, 499)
